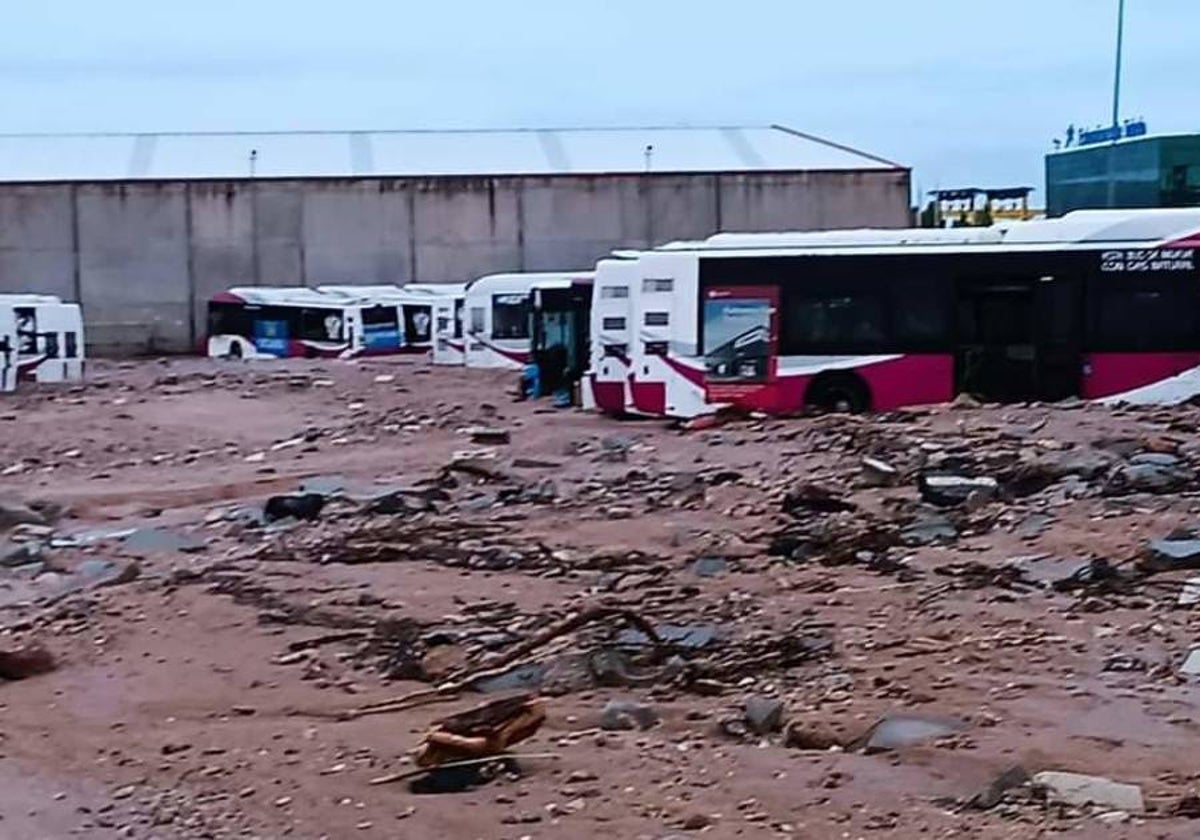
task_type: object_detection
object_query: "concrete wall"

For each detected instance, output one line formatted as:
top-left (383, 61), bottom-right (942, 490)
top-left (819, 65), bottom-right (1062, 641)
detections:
top-left (0, 168), bottom-right (910, 354)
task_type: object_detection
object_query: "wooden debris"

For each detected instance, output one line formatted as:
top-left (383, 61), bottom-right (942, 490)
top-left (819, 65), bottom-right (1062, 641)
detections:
top-left (415, 693), bottom-right (546, 768)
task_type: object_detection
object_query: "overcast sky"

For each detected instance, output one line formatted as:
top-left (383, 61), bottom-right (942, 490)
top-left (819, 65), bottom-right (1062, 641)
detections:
top-left (3, 0), bottom-right (1196, 195)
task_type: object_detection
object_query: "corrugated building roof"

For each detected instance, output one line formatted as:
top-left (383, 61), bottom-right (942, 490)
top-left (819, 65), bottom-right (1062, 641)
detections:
top-left (0, 124), bottom-right (903, 183)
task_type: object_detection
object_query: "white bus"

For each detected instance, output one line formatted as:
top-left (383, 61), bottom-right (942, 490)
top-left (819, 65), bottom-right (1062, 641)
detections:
top-left (588, 256), bottom-right (642, 415)
top-left (318, 285), bottom-right (436, 354)
top-left (206, 287), bottom-right (370, 359)
top-left (617, 209), bottom-right (1200, 419)
top-left (407, 283), bottom-right (468, 366)
top-left (0, 306), bottom-right (16, 392)
top-left (464, 272), bottom-right (593, 370)
top-left (0, 294), bottom-right (85, 385)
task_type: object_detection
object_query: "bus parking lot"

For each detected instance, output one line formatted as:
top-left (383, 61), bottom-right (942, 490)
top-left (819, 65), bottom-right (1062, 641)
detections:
top-left (5, 356), bottom-right (1200, 837)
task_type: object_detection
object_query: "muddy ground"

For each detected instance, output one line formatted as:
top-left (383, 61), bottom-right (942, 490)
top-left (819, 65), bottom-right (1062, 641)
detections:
top-left (3, 355), bottom-right (1200, 839)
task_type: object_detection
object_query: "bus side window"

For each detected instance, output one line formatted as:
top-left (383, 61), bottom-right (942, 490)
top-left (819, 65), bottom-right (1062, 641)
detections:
top-left (43, 332), bottom-right (59, 359)
top-left (64, 332), bottom-right (78, 359)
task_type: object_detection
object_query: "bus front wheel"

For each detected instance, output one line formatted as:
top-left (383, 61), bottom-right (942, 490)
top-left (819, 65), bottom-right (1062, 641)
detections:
top-left (805, 372), bottom-right (871, 415)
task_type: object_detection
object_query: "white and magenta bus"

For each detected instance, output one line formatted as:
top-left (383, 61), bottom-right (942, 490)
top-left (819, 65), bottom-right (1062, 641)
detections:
top-left (617, 209), bottom-right (1200, 418)
top-left (403, 283), bottom-right (468, 366)
top-left (0, 294), bottom-right (85, 384)
top-left (587, 256), bottom-right (637, 413)
top-left (207, 287), bottom-right (372, 359)
top-left (0, 305), bottom-right (17, 392)
top-left (464, 272), bottom-right (593, 370)
top-left (318, 285), bottom-right (438, 354)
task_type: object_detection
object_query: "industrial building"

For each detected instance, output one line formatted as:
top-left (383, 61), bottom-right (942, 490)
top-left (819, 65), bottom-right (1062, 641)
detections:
top-left (0, 125), bottom-right (910, 354)
top-left (1046, 132), bottom-right (1200, 217)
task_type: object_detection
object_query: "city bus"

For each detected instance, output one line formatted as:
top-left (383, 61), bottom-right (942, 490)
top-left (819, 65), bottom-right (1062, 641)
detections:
top-left (206, 287), bottom-right (370, 359)
top-left (587, 257), bottom-right (637, 413)
top-left (318, 284), bottom-right (437, 353)
top-left (402, 283), bottom-right (468, 366)
top-left (617, 209), bottom-right (1200, 418)
top-left (0, 306), bottom-right (16, 392)
top-left (0, 294), bottom-right (85, 384)
top-left (464, 272), bottom-right (593, 369)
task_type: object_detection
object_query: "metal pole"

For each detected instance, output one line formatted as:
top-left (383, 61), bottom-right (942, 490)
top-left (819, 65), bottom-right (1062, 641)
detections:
top-left (1112, 0), bottom-right (1125, 130)
top-left (1106, 0), bottom-right (1126, 207)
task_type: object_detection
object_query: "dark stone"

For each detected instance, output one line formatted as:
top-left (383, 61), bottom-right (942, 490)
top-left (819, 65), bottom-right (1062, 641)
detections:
top-left (363, 491), bottom-right (420, 515)
top-left (512, 457), bottom-right (563, 470)
top-left (901, 513), bottom-right (958, 546)
top-left (691, 556), bottom-right (729, 578)
top-left (1052, 558), bottom-right (1120, 592)
top-left (918, 475), bottom-right (998, 508)
top-left (597, 435), bottom-right (636, 463)
top-left (76, 558), bottom-right (141, 588)
top-left (617, 624), bottom-right (719, 650)
top-left (1014, 513), bottom-right (1055, 540)
top-left (781, 483), bottom-right (856, 515)
top-left (1106, 455), bottom-right (1195, 495)
top-left (0, 644), bottom-right (56, 680)
top-left (0, 542), bottom-right (42, 567)
top-left (861, 456), bottom-right (900, 487)
top-left (744, 696), bottom-right (785, 735)
top-left (967, 765), bottom-right (1031, 810)
top-left (468, 428), bottom-right (511, 445)
top-left (1140, 530), bottom-right (1200, 573)
top-left (123, 527), bottom-right (206, 554)
top-left (409, 764), bottom-right (490, 795)
top-left (600, 699), bottom-right (659, 731)
top-left (858, 713), bottom-right (967, 753)
top-left (263, 494), bottom-right (326, 523)
top-left (298, 475), bottom-right (346, 496)
top-left (474, 662), bottom-right (549, 694)
top-left (0, 500), bottom-right (50, 531)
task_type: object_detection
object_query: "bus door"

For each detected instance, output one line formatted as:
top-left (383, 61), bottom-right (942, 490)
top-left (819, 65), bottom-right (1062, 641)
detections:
top-left (956, 276), bottom-right (1081, 402)
top-left (1033, 274), bottom-right (1083, 401)
top-left (533, 285), bottom-right (592, 395)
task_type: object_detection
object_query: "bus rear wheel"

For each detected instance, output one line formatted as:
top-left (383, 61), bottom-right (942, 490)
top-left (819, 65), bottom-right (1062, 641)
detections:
top-left (805, 372), bottom-right (871, 414)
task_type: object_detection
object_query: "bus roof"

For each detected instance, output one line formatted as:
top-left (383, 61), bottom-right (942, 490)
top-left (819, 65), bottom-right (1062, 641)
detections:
top-left (664, 209), bottom-right (1200, 255)
top-left (467, 271), bottom-right (595, 295)
top-left (215, 287), bottom-right (352, 307)
top-left (402, 282), bottom-right (468, 296)
top-left (0, 293), bottom-right (65, 304)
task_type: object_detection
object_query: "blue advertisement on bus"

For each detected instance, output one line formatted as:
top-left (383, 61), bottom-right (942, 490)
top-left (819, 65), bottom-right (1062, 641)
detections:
top-left (253, 318), bottom-right (290, 357)
top-left (363, 321), bottom-right (402, 352)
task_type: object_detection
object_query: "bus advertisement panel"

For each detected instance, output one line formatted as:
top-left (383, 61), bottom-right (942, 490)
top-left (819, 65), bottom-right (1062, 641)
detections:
top-left (702, 286), bottom-right (777, 402)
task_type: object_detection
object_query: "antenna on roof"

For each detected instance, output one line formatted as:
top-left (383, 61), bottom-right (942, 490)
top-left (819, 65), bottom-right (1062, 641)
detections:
top-left (249, 149), bottom-right (258, 178)
top-left (644, 144), bottom-right (654, 173)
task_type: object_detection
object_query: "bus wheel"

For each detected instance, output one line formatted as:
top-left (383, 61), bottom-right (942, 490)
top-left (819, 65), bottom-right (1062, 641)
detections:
top-left (805, 372), bottom-right (871, 414)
